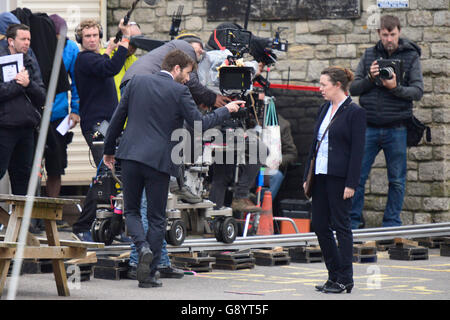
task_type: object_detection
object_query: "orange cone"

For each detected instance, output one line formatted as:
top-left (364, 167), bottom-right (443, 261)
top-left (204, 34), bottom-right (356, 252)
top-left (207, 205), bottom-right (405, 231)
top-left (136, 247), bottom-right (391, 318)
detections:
top-left (256, 191), bottom-right (274, 235)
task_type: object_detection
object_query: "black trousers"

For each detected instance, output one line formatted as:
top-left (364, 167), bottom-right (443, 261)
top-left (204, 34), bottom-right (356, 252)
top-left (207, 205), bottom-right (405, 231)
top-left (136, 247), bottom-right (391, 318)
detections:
top-left (311, 174), bottom-right (353, 284)
top-left (0, 127), bottom-right (34, 195)
top-left (121, 159), bottom-right (170, 275)
top-left (209, 163), bottom-right (260, 208)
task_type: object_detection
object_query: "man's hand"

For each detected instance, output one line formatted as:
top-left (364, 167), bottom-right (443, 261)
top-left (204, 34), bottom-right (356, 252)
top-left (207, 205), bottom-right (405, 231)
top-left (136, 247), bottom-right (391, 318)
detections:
top-left (118, 18), bottom-right (131, 38)
top-left (103, 154), bottom-right (115, 170)
top-left (225, 100), bottom-right (246, 113)
top-left (381, 72), bottom-right (397, 90)
top-left (105, 37), bottom-right (119, 56)
top-left (214, 94), bottom-right (232, 107)
top-left (343, 187), bottom-right (355, 200)
top-left (369, 60), bottom-right (379, 79)
top-left (68, 113), bottom-right (80, 129)
top-left (15, 68), bottom-right (30, 87)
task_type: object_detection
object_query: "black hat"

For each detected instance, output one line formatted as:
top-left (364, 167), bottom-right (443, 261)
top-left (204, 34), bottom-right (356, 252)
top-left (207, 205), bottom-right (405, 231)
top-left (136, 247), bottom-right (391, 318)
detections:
top-left (175, 32), bottom-right (203, 48)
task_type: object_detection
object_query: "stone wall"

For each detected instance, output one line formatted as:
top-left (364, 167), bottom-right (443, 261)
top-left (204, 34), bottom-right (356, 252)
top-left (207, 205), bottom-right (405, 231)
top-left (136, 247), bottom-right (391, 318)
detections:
top-left (107, 0), bottom-right (450, 226)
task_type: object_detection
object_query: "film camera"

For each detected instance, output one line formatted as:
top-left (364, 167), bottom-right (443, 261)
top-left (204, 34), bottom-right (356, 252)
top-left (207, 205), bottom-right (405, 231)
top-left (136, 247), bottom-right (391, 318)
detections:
top-left (377, 58), bottom-right (403, 82)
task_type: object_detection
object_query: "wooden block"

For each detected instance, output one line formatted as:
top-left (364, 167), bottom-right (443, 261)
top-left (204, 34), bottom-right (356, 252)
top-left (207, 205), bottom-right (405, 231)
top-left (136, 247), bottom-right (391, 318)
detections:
top-left (213, 262), bottom-right (255, 270)
top-left (255, 256), bottom-right (291, 266)
top-left (285, 246), bottom-right (323, 263)
top-left (376, 239), bottom-right (396, 251)
top-left (353, 245), bottom-right (377, 256)
top-left (22, 259), bottom-right (54, 274)
top-left (66, 252), bottom-right (97, 265)
top-left (96, 257), bottom-right (129, 268)
top-left (440, 244), bottom-right (450, 257)
top-left (394, 238), bottom-right (419, 247)
top-left (93, 266), bottom-right (128, 280)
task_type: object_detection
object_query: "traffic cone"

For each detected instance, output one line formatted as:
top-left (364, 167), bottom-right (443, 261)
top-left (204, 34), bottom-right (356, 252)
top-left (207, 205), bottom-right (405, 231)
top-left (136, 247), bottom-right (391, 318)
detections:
top-left (256, 191), bottom-right (274, 235)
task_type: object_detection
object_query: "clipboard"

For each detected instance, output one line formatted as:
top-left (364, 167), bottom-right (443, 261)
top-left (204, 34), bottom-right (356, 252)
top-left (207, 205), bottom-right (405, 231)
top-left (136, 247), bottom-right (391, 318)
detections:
top-left (0, 53), bottom-right (24, 82)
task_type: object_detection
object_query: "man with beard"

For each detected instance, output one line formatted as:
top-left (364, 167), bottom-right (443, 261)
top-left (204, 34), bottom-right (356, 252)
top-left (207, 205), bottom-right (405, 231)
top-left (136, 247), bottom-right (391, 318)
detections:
top-left (103, 49), bottom-right (242, 288)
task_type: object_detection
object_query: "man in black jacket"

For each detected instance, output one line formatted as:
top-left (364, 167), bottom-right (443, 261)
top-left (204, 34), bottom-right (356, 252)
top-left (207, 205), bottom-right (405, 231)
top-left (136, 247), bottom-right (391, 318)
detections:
top-left (0, 24), bottom-right (46, 195)
top-left (349, 15), bottom-right (424, 229)
top-left (71, 18), bottom-right (131, 241)
top-left (74, 18), bottom-right (131, 165)
top-left (103, 50), bottom-right (242, 288)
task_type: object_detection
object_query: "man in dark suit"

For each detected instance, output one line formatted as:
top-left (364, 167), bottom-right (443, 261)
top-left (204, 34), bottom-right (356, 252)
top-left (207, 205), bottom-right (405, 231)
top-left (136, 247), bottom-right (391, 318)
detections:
top-left (103, 49), bottom-right (243, 288)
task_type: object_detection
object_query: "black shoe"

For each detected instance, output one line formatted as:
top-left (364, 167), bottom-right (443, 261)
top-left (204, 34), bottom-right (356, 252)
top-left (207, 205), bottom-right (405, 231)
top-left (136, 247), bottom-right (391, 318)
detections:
top-left (323, 282), bottom-right (354, 294)
top-left (138, 271), bottom-right (162, 288)
top-left (127, 265), bottom-right (137, 280)
top-left (315, 280), bottom-right (335, 292)
top-left (136, 246), bottom-right (153, 283)
top-left (172, 187), bottom-right (202, 204)
top-left (158, 266), bottom-right (184, 279)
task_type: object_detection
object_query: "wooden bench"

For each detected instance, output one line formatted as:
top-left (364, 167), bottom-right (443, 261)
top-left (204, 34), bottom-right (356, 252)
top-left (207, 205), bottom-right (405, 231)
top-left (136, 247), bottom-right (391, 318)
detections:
top-left (0, 194), bottom-right (104, 297)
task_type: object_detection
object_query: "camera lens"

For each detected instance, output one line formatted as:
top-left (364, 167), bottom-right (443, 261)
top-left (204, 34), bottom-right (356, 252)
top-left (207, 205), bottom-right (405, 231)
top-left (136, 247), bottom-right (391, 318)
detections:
top-left (379, 67), bottom-right (394, 80)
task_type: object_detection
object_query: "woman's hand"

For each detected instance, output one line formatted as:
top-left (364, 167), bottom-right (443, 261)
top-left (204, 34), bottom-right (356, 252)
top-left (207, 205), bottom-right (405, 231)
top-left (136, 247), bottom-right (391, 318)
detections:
top-left (343, 187), bottom-right (355, 200)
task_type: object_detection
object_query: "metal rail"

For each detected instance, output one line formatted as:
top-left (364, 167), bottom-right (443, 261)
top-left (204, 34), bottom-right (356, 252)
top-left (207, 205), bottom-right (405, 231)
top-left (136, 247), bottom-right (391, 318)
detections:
top-left (90, 222), bottom-right (450, 254)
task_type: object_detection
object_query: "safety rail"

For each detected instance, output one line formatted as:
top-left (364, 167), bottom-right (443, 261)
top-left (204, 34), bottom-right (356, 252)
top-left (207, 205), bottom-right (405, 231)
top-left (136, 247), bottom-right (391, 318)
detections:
top-left (89, 222), bottom-right (450, 254)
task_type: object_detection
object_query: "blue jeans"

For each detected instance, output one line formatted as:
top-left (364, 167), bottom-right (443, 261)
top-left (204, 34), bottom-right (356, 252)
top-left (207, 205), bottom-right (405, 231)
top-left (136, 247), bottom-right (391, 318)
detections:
top-left (129, 190), bottom-right (171, 267)
top-left (259, 169), bottom-right (284, 202)
top-left (350, 126), bottom-right (407, 229)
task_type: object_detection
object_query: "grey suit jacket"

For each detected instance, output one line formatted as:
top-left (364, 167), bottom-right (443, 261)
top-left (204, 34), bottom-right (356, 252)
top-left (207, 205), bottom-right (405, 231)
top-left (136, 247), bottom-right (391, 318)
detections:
top-left (121, 39), bottom-right (217, 107)
top-left (104, 72), bottom-right (231, 177)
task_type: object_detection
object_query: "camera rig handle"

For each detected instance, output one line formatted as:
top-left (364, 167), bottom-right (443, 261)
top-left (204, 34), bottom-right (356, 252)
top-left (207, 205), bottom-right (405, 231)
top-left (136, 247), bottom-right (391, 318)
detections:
top-left (169, 5), bottom-right (184, 40)
top-left (114, 0), bottom-right (140, 43)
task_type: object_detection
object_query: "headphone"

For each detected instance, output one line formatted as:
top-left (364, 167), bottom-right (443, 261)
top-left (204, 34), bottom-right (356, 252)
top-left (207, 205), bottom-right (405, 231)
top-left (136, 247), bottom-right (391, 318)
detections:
top-left (75, 21), bottom-right (103, 44)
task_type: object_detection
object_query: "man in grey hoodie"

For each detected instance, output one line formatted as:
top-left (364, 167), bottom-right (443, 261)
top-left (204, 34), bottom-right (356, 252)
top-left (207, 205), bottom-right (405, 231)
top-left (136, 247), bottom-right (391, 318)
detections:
top-left (349, 15), bottom-right (424, 229)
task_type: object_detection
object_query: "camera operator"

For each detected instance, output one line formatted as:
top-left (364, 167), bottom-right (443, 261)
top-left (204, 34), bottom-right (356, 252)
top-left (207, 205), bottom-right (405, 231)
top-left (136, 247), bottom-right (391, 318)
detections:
top-left (349, 15), bottom-right (424, 229)
top-left (204, 24), bottom-right (277, 213)
top-left (74, 18), bottom-right (131, 166)
top-left (121, 34), bottom-right (231, 108)
top-left (71, 18), bottom-right (131, 241)
top-left (120, 33), bottom-right (231, 203)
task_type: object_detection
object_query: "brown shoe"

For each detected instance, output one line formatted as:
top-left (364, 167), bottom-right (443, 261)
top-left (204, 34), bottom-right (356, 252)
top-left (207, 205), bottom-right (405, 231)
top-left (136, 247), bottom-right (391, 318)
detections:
top-left (231, 198), bottom-right (262, 213)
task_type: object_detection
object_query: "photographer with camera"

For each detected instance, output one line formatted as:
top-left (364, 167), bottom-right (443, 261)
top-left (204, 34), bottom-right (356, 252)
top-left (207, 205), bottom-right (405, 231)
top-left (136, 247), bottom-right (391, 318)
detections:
top-left (349, 15), bottom-right (424, 229)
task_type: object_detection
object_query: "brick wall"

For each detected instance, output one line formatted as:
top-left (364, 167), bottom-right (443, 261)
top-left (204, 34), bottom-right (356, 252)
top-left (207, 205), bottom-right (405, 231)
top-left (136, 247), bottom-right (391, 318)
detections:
top-left (108, 0), bottom-right (450, 226)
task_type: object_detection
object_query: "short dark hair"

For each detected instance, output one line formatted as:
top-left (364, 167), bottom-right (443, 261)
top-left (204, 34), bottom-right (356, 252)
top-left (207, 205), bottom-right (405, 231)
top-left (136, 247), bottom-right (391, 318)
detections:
top-left (379, 15), bottom-right (401, 32)
top-left (161, 49), bottom-right (197, 73)
top-left (5, 24), bottom-right (30, 40)
top-left (321, 66), bottom-right (354, 91)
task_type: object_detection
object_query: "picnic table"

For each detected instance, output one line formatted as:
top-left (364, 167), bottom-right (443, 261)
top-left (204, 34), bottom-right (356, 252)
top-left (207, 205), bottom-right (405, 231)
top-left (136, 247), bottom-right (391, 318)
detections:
top-left (0, 194), bottom-right (104, 297)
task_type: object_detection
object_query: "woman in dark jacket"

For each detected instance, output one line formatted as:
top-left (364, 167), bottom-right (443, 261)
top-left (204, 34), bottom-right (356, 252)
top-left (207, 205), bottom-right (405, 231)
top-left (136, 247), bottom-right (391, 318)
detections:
top-left (303, 66), bottom-right (366, 293)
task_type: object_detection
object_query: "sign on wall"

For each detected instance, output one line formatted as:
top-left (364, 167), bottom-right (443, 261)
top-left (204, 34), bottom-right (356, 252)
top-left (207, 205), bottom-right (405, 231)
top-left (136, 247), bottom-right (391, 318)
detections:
top-left (207, 0), bottom-right (361, 22)
top-left (377, 0), bottom-right (409, 8)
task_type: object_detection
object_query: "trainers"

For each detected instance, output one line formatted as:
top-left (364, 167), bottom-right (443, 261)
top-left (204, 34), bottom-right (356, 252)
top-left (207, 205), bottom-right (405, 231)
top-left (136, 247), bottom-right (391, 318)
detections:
top-left (172, 186), bottom-right (202, 204)
top-left (127, 264), bottom-right (137, 280)
top-left (157, 265), bottom-right (184, 279)
top-left (231, 198), bottom-right (262, 213)
top-left (71, 231), bottom-right (93, 242)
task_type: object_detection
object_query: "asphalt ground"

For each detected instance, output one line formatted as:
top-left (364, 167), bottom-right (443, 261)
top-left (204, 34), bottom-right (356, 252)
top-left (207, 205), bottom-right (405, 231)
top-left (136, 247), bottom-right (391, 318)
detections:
top-left (2, 247), bottom-right (449, 304)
